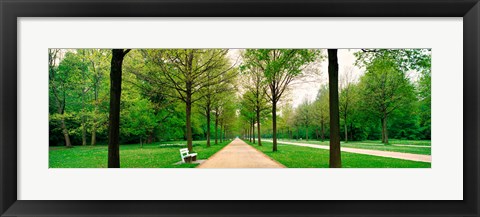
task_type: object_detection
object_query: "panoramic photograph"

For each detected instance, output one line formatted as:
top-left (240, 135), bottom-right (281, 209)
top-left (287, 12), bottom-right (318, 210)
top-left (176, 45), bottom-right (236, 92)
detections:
top-left (48, 48), bottom-right (431, 168)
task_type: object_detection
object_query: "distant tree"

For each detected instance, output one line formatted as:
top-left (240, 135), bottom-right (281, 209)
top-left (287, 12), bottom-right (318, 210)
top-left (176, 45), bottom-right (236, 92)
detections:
top-left (313, 85), bottom-right (329, 142)
top-left (339, 66), bottom-right (358, 142)
top-left (240, 59), bottom-right (270, 146)
top-left (49, 49), bottom-right (73, 147)
top-left (295, 99), bottom-right (314, 141)
top-left (243, 49), bottom-right (317, 152)
top-left (358, 54), bottom-right (416, 144)
top-left (197, 62), bottom-right (236, 147)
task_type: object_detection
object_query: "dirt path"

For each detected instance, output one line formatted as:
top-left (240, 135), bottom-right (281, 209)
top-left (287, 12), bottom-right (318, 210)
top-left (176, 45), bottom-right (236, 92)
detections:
top-left (265, 140), bottom-right (431, 163)
top-left (197, 138), bottom-right (285, 168)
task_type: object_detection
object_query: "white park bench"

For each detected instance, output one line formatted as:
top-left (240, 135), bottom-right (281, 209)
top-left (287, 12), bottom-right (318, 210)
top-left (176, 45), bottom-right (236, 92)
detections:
top-left (179, 148), bottom-right (197, 163)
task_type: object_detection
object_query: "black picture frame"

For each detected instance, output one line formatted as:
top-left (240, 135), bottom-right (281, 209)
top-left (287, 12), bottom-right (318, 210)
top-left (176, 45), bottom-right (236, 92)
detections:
top-left (1, 0), bottom-right (478, 216)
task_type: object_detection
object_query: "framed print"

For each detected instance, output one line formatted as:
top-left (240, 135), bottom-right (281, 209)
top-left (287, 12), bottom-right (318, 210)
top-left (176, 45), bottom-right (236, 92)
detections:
top-left (1, 0), bottom-right (478, 216)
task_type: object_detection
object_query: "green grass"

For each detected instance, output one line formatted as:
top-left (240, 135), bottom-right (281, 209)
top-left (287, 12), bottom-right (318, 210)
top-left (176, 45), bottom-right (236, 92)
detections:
top-left (249, 141), bottom-right (431, 168)
top-left (274, 139), bottom-right (431, 155)
top-left (49, 140), bottom-right (230, 168)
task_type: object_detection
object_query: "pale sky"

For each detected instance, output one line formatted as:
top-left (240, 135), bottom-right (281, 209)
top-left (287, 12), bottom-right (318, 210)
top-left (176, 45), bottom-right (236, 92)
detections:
top-left (287, 49), bottom-right (363, 108)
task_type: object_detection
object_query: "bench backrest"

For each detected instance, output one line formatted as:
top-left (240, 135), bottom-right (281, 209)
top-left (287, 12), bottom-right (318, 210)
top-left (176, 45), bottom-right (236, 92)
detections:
top-left (180, 148), bottom-right (190, 162)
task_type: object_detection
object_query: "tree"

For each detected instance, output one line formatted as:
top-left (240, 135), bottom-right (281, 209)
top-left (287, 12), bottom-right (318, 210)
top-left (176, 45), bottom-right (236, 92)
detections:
top-left (243, 49), bottom-right (317, 152)
top-left (328, 49), bottom-right (341, 168)
top-left (358, 54), bottom-right (415, 144)
top-left (278, 103), bottom-right (294, 140)
top-left (197, 63), bottom-right (236, 147)
top-left (313, 85), bottom-right (329, 142)
top-left (108, 49), bottom-right (131, 168)
top-left (145, 49), bottom-right (236, 152)
top-left (339, 66), bottom-right (357, 142)
top-left (240, 54), bottom-right (271, 146)
top-left (49, 49), bottom-right (73, 147)
top-left (295, 99), bottom-right (314, 141)
top-left (86, 49), bottom-right (110, 146)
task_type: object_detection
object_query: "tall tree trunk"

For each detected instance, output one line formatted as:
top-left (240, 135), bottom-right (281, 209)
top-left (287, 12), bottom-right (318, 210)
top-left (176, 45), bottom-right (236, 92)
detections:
top-left (61, 115), bottom-right (72, 147)
top-left (81, 95), bottom-right (87, 146)
top-left (91, 105), bottom-right (97, 145)
top-left (321, 119), bottom-right (325, 142)
top-left (272, 101), bottom-right (278, 152)
top-left (248, 126), bottom-right (250, 142)
top-left (91, 82), bottom-right (98, 145)
top-left (108, 49), bottom-right (130, 168)
top-left (256, 109), bottom-right (262, 146)
top-left (186, 98), bottom-right (193, 152)
top-left (344, 116), bottom-right (348, 143)
top-left (328, 49), bottom-right (341, 168)
top-left (215, 111), bottom-right (219, 145)
top-left (81, 51), bottom-right (87, 146)
top-left (382, 114), bottom-right (389, 144)
top-left (206, 106), bottom-right (211, 147)
top-left (57, 102), bottom-right (72, 147)
top-left (220, 120), bottom-right (224, 143)
top-left (316, 128), bottom-right (319, 140)
top-left (91, 126), bottom-right (96, 146)
top-left (252, 119), bottom-right (256, 144)
top-left (381, 117), bottom-right (385, 143)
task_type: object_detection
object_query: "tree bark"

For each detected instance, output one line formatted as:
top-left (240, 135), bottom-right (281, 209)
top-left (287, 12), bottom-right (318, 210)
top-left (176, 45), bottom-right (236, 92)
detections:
top-left (321, 120), bottom-right (325, 142)
top-left (91, 102), bottom-right (97, 146)
top-left (61, 116), bottom-right (72, 147)
top-left (81, 51), bottom-right (87, 146)
top-left (186, 98), bottom-right (193, 151)
top-left (81, 96), bottom-right (87, 146)
top-left (206, 106), bottom-right (211, 147)
top-left (344, 116), bottom-right (348, 143)
top-left (252, 119), bottom-right (256, 144)
top-left (272, 101), bottom-right (278, 152)
top-left (215, 111), bottom-right (219, 145)
top-left (381, 117), bottom-right (385, 143)
top-left (256, 108), bottom-right (262, 146)
top-left (90, 58), bottom-right (99, 146)
top-left (382, 114), bottom-right (389, 144)
top-left (328, 49), bottom-right (341, 168)
top-left (108, 49), bottom-right (130, 168)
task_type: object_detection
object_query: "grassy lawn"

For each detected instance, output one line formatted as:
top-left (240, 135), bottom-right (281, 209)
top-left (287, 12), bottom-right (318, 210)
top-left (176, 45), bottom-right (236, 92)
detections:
top-left (249, 141), bottom-right (431, 168)
top-left (49, 140), bottom-right (230, 168)
top-left (273, 139), bottom-right (431, 155)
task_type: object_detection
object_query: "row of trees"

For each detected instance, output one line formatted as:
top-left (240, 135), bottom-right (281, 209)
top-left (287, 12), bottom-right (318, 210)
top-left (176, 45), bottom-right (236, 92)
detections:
top-left (50, 48), bottom-right (430, 168)
top-left (49, 49), bottom-right (240, 167)
top-left (239, 49), bottom-right (431, 167)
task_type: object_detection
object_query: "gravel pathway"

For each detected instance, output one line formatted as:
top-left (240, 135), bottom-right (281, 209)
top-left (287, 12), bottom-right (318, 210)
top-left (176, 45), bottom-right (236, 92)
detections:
top-left (264, 140), bottom-right (432, 163)
top-left (197, 138), bottom-right (285, 168)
